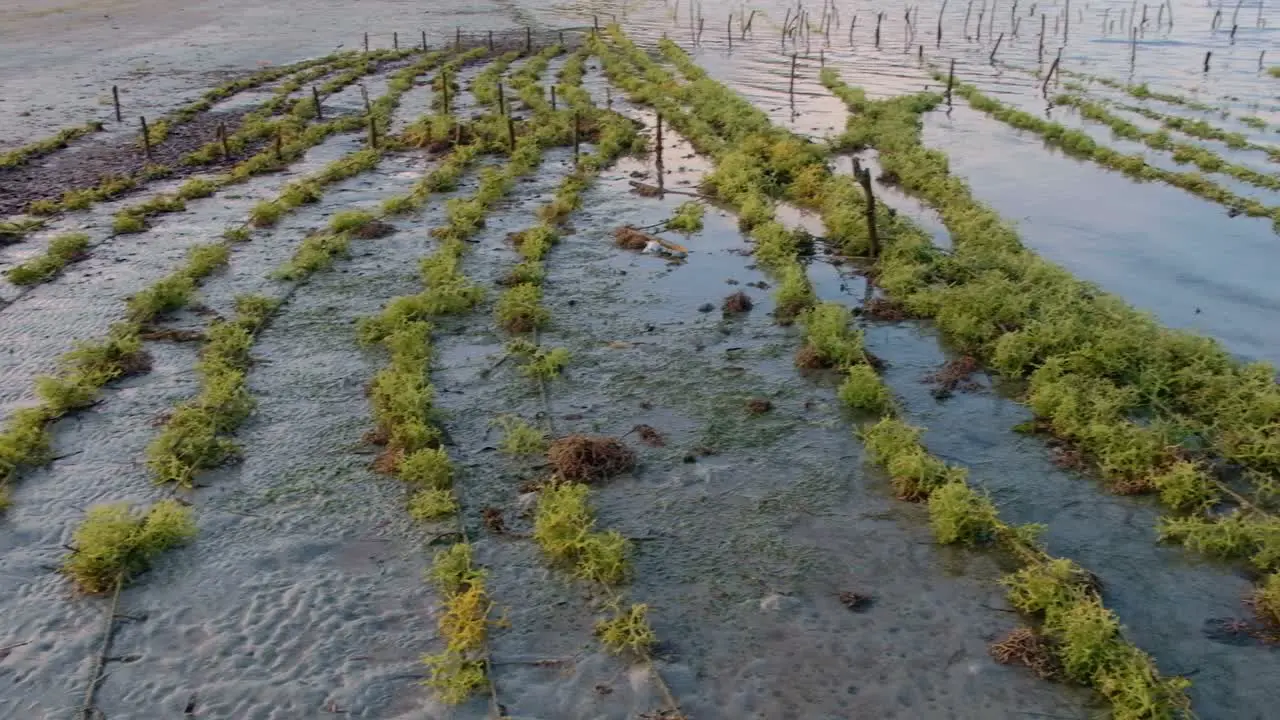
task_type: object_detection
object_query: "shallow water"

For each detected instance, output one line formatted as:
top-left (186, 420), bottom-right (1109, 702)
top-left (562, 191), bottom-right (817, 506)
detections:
top-left (4, 3), bottom-right (1280, 719)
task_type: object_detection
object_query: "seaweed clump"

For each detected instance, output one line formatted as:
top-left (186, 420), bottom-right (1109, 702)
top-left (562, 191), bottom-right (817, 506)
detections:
top-left (547, 435), bottom-right (636, 483)
top-left (62, 499), bottom-right (196, 593)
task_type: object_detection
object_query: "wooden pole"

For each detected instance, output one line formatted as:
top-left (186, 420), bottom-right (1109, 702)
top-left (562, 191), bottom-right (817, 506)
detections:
top-left (728, 14), bottom-right (733, 49)
top-left (361, 85), bottom-right (371, 114)
top-left (312, 86), bottom-right (323, 119)
top-left (497, 82), bottom-right (505, 115)
top-left (1203, 50), bottom-right (1212, 73)
top-left (488, 30), bottom-right (494, 51)
top-left (937, 0), bottom-right (948, 47)
top-left (1038, 14), bottom-right (1046, 63)
top-left (139, 116), bottom-right (152, 160)
top-left (442, 71), bottom-right (450, 114)
top-left (368, 116), bottom-right (378, 149)
top-left (394, 32), bottom-right (398, 50)
top-left (572, 111), bottom-right (580, 165)
top-left (946, 58), bottom-right (956, 106)
top-left (1041, 48), bottom-right (1061, 94)
top-left (875, 12), bottom-right (882, 47)
top-left (507, 116), bottom-right (516, 151)
top-left (851, 158), bottom-right (880, 259)
top-left (364, 32), bottom-right (369, 53)
top-left (789, 53), bottom-right (798, 101)
top-left (274, 127), bottom-right (283, 161)
top-left (217, 122), bottom-right (230, 160)
top-left (550, 85), bottom-right (557, 110)
top-left (112, 86), bottom-right (122, 123)
top-left (989, 32), bottom-right (1004, 62)
top-left (455, 27), bottom-right (461, 52)
top-left (606, 87), bottom-right (612, 108)
top-left (526, 26), bottom-right (532, 53)
top-left (656, 112), bottom-right (664, 175)
top-left (422, 30), bottom-right (427, 51)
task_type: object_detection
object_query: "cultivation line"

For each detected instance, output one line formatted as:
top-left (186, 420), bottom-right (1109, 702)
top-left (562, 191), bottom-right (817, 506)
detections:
top-left (0, 50), bottom-right (450, 312)
top-left (357, 43), bottom-right (566, 705)
top-left (0, 49), bottom-right (347, 176)
top-left (489, 44), bottom-right (687, 715)
top-left (10, 48), bottom-right (414, 229)
top-left (1046, 91), bottom-right (1280, 187)
top-left (940, 76), bottom-right (1280, 230)
top-left (0, 121), bottom-right (104, 169)
top-left (593, 26), bottom-right (1194, 717)
top-left (0, 50), bottom-right (455, 512)
top-left (819, 66), bottom-right (1280, 630)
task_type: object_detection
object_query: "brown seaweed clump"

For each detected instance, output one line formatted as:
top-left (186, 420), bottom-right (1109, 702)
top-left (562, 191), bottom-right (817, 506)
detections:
top-left (722, 291), bottom-right (753, 315)
top-left (989, 627), bottom-right (1062, 680)
top-left (548, 435), bottom-right (636, 483)
top-left (614, 226), bottom-right (657, 250)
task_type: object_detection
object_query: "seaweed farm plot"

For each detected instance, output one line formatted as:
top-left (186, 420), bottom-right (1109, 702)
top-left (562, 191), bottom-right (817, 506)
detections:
top-left (8, 10), bottom-right (1280, 720)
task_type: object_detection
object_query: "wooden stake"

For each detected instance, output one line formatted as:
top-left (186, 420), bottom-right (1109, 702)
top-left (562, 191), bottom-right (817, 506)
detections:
top-left (394, 32), bottom-right (399, 50)
top-left (851, 158), bottom-right (880, 259)
top-left (526, 26), bottom-right (532, 53)
top-left (727, 14), bottom-right (733, 49)
top-left (275, 127), bottom-right (283, 161)
top-left (989, 32), bottom-right (1004, 62)
top-left (788, 53), bottom-right (798, 101)
top-left (1204, 50), bottom-right (1212, 73)
top-left (1260, 50), bottom-right (1267, 71)
top-left (1064, 0), bottom-right (1070, 41)
top-left (744, 9), bottom-right (756, 37)
top-left (112, 85), bottom-right (122, 123)
top-left (361, 85), bottom-right (371, 114)
top-left (938, 0), bottom-right (949, 46)
top-left (875, 12), bottom-right (882, 47)
top-left (550, 85), bottom-right (557, 110)
top-left (368, 115), bottom-right (378, 149)
top-left (946, 58), bottom-right (956, 106)
top-left (606, 87), bottom-right (613, 108)
top-left (442, 71), bottom-right (450, 114)
top-left (139, 116), bottom-right (152, 160)
top-left (312, 86), bottom-right (323, 119)
top-left (1038, 14), bottom-right (1046, 62)
top-left (655, 112), bottom-right (664, 176)
top-left (963, 0), bottom-right (974, 38)
top-left (422, 30), bottom-right (427, 51)
top-left (1041, 48), bottom-right (1061, 94)
top-left (488, 30), bottom-right (494, 51)
top-left (455, 27), bottom-right (461, 52)
top-left (497, 82), bottom-right (505, 115)
top-left (217, 122), bottom-right (230, 160)
top-left (364, 32), bottom-right (369, 53)
top-left (507, 115), bottom-right (516, 151)
top-left (572, 111), bottom-right (580, 165)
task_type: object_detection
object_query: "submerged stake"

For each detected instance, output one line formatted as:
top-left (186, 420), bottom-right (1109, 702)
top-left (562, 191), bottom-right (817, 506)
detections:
top-left (526, 26), bottom-right (532, 53)
top-left (990, 32), bottom-right (1003, 62)
top-left (112, 85), bottom-right (121, 123)
top-left (788, 53), bottom-right (798, 101)
top-left (1041, 48), bottom-right (1061, 95)
top-left (1204, 50), bottom-right (1212, 72)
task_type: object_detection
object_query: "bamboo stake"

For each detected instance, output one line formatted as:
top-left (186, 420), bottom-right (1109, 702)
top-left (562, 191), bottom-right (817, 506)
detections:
top-left (938, 0), bottom-right (949, 46)
top-left (1038, 13), bottom-right (1046, 62)
top-left (1041, 47), bottom-right (1061, 94)
top-left (789, 53), bottom-right (798, 102)
top-left (1204, 50), bottom-right (1212, 73)
top-left (989, 33), bottom-right (1003, 62)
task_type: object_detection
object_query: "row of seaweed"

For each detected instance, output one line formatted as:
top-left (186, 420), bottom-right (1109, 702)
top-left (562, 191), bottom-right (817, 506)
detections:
top-left (0, 49), bottom-right (462, 511)
top-left (14, 47), bottom-right (415, 226)
top-left (491, 40), bottom-right (684, 712)
top-left (356, 45), bottom-right (562, 704)
top-left (0, 50), bottom-right (461, 298)
top-left (593, 26), bottom-right (1195, 718)
top-left (0, 48), bottom-right (351, 173)
top-left (820, 66), bottom-right (1280, 633)
top-left (935, 73), bottom-right (1280, 230)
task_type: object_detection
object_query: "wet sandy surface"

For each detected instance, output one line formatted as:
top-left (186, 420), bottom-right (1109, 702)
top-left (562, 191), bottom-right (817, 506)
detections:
top-left (3, 3), bottom-right (1280, 719)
